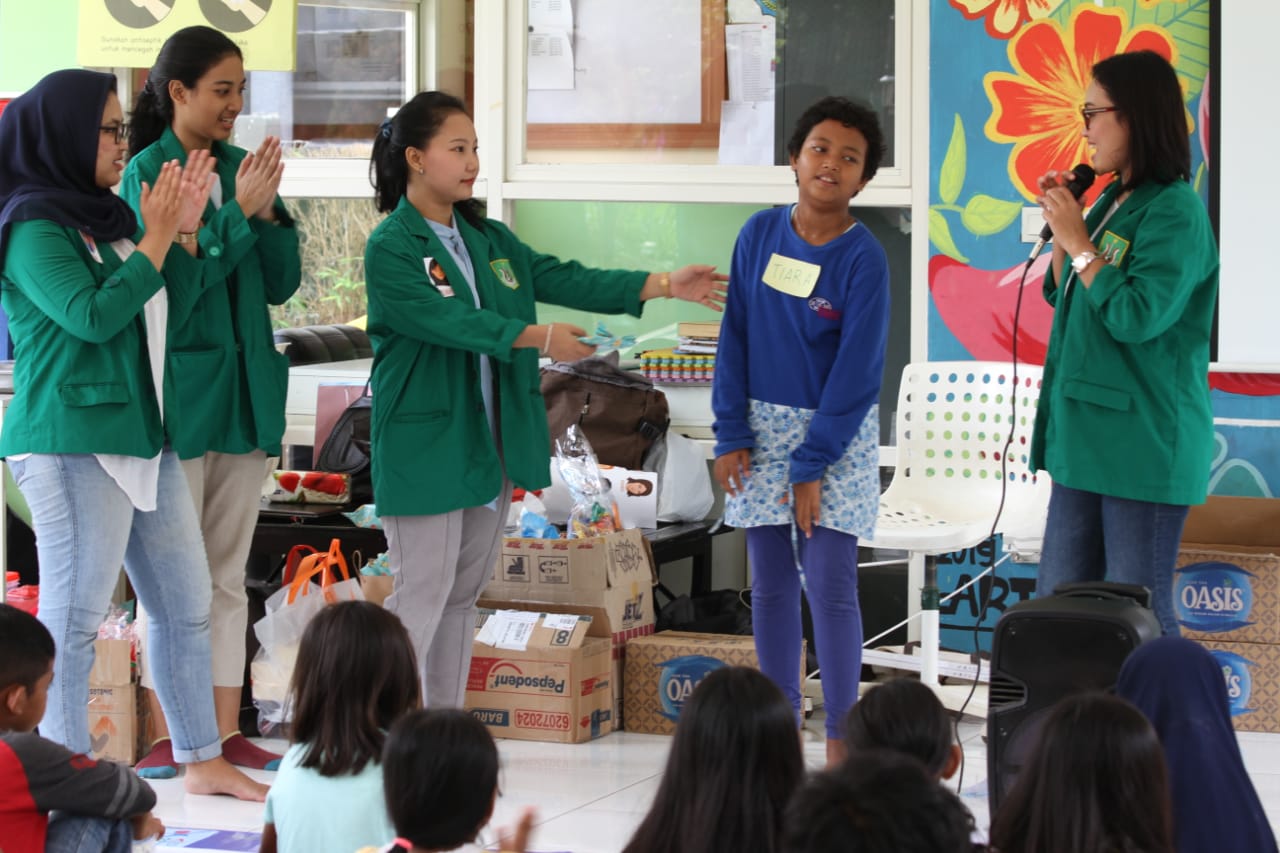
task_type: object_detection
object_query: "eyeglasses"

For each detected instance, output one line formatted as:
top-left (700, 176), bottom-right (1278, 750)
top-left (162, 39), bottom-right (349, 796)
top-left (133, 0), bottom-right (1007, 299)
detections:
top-left (99, 123), bottom-right (130, 144)
top-left (1080, 105), bottom-right (1119, 130)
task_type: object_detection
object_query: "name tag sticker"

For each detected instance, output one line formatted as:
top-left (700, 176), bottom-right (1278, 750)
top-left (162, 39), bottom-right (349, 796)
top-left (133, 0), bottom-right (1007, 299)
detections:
top-left (424, 257), bottom-right (455, 296)
top-left (762, 253), bottom-right (821, 298)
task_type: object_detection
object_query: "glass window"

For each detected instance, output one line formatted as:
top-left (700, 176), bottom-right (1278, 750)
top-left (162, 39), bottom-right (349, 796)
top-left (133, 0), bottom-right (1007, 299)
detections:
top-left (271, 196), bottom-right (381, 328)
top-left (519, 0), bottom-right (899, 169)
top-left (243, 4), bottom-right (414, 158)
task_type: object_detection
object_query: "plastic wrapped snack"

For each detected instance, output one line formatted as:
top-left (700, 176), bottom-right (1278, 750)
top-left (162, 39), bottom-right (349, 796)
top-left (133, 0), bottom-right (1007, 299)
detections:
top-left (577, 321), bottom-right (637, 355)
top-left (554, 424), bottom-right (621, 538)
top-left (271, 470), bottom-right (351, 503)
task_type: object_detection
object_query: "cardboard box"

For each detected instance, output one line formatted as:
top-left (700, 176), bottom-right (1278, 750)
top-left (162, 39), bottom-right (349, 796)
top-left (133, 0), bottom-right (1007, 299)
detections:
top-left (1174, 496), bottom-right (1280, 643)
top-left (484, 529), bottom-right (657, 722)
top-left (1196, 639), bottom-right (1280, 733)
top-left (465, 604), bottom-right (613, 744)
top-left (88, 639), bottom-right (138, 764)
top-left (623, 631), bottom-right (805, 735)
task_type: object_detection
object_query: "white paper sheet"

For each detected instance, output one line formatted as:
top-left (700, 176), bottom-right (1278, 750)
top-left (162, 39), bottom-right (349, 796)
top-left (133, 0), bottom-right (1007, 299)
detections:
top-left (528, 28), bottom-right (576, 90)
top-left (726, 20), bottom-right (775, 103)
top-left (718, 100), bottom-right (775, 166)
top-left (529, 0), bottom-right (573, 29)
top-left (476, 610), bottom-right (542, 651)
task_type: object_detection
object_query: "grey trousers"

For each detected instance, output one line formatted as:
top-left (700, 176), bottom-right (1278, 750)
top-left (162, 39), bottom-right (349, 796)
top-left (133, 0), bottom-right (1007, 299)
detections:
top-left (383, 484), bottom-right (513, 707)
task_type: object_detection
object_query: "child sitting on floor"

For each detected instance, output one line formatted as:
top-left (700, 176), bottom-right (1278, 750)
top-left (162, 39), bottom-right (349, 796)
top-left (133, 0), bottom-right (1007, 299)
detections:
top-left (0, 604), bottom-right (164, 852)
top-left (260, 601), bottom-right (420, 853)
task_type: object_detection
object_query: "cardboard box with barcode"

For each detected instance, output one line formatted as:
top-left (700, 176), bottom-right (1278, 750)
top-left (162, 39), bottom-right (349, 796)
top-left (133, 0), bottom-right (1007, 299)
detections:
top-left (1195, 639), bottom-right (1280, 733)
top-left (484, 528), bottom-right (657, 723)
top-left (623, 631), bottom-right (806, 736)
top-left (88, 638), bottom-right (141, 764)
top-left (465, 603), bottom-right (613, 744)
top-left (1173, 496), bottom-right (1280, 644)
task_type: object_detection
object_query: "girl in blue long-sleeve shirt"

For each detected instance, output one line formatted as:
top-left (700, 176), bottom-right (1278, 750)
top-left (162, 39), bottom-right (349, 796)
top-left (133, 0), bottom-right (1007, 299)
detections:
top-left (713, 97), bottom-right (889, 765)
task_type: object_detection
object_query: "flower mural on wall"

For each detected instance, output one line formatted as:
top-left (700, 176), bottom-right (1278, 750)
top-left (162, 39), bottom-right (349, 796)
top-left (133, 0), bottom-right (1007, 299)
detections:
top-left (950, 0), bottom-right (1066, 39)
top-left (983, 5), bottom-right (1177, 203)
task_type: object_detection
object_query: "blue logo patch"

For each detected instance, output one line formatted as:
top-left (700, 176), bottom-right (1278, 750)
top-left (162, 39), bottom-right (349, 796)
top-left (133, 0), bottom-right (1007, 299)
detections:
top-left (469, 707), bottom-right (510, 727)
top-left (1209, 650), bottom-right (1256, 717)
top-left (656, 655), bottom-right (726, 722)
top-left (1173, 561), bottom-right (1256, 633)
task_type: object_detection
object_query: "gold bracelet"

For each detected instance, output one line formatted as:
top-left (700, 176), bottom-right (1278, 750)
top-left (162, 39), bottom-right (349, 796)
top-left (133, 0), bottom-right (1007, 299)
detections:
top-left (659, 272), bottom-right (671, 298)
top-left (173, 230), bottom-right (199, 245)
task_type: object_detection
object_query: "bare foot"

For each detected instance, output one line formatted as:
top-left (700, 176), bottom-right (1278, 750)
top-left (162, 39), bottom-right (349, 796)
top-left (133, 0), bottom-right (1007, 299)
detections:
top-left (825, 737), bottom-right (847, 768)
top-left (183, 756), bottom-right (270, 801)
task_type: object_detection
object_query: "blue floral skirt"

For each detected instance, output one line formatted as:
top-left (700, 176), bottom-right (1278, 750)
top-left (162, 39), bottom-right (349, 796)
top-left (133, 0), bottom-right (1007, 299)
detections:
top-left (725, 399), bottom-right (880, 540)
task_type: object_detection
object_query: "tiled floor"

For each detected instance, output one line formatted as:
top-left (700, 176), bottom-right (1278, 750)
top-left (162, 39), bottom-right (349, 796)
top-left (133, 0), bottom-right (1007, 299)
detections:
top-left (149, 711), bottom-right (1280, 852)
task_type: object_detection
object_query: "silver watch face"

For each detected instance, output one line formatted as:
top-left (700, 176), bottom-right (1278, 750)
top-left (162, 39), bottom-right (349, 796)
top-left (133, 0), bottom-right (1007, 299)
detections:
top-left (1072, 253), bottom-right (1094, 273)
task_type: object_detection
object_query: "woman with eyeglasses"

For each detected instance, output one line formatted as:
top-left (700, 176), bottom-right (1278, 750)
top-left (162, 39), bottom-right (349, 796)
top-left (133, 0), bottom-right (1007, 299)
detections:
top-left (120, 25), bottom-right (301, 779)
top-left (0, 68), bottom-right (267, 800)
top-left (1031, 50), bottom-right (1218, 636)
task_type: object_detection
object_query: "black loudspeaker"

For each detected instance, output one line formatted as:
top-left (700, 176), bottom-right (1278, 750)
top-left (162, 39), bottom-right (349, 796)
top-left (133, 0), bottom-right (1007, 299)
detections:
top-left (986, 582), bottom-right (1162, 809)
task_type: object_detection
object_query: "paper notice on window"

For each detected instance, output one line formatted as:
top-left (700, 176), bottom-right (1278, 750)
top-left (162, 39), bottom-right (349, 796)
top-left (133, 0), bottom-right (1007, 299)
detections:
top-left (726, 20), bottom-right (775, 103)
top-left (529, 0), bottom-right (573, 30)
top-left (529, 29), bottom-right (575, 90)
top-left (476, 610), bottom-right (541, 651)
top-left (718, 101), bottom-right (775, 166)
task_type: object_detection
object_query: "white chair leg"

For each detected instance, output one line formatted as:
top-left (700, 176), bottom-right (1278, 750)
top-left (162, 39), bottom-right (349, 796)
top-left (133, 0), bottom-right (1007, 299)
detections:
top-left (906, 551), bottom-right (925, 644)
top-left (920, 608), bottom-right (941, 687)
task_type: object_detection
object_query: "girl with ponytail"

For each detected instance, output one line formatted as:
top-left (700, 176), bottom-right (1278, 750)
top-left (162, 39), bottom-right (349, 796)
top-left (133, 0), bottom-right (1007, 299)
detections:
top-left (121, 24), bottom-right (301, 779)
top-left (363, 91), bottom-right (728, 708)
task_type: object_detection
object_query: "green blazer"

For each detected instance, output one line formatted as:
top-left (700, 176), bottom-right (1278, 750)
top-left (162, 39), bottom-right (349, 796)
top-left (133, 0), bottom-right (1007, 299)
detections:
top-left (120, 128), bottom-right (301, 458)
top-left (1030, 178), bottom-right (1219, 505)
top-left (0, 220), bottom-right (204, 456)
top-left (365, 197), bottom-right (647, 516)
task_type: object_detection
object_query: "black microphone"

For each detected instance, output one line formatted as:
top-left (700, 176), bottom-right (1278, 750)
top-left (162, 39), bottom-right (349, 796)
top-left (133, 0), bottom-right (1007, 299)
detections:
top-left (1027, 163), bottom-right (1096, 261)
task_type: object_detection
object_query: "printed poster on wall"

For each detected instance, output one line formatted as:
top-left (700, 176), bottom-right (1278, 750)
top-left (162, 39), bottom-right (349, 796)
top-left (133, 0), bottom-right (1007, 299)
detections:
top-left (77, 0), bottom-right (297, 70)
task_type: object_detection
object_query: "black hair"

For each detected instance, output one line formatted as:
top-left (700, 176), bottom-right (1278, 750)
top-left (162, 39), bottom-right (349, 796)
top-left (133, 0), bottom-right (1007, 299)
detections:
top-left (782, 750), bottom-right (975, 853)
top-left (786, 96), bottom-right (886, 186)
top-left (128, 25), bottom-right (242, 157)
top-left (382, 708), bottom-right (499, 850)
top-left (369, 90), bottom-right (485, 229)
top-left (289, 600), bottom-right (420, 777)
top-left (0, 604), bottom-right (55, 692)
top-left (1091, 50), bottom-right (1190, 189)
top-left (988, 692), bottom-right (1174, 853)
top-left (622, 666), bottom-right (804, 853)
top-left (843, 678), bottom-right (954, 778)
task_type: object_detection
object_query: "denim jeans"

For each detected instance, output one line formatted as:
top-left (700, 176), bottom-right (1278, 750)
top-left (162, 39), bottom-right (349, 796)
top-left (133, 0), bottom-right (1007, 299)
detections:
top-left (44, 812), bottom-right (133, 853)
top-left (10, 452), bottom-right (222, 763)
top-left (1036, 482), bottom-right (1189, 635)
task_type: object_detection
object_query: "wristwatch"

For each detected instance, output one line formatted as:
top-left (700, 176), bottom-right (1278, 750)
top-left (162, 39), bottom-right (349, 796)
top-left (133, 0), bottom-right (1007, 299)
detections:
top-left (1071, 250), bottom-right (1098, 274)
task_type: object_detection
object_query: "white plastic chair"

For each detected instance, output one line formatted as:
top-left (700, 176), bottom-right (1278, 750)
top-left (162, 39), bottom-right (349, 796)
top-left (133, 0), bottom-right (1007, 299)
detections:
top-left (864, 361), bottom-right (1051, 687)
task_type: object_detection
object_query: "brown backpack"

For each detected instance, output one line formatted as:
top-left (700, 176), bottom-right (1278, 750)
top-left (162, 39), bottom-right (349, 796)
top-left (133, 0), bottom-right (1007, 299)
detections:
top-left (540, 354), bottom-right (669, 469)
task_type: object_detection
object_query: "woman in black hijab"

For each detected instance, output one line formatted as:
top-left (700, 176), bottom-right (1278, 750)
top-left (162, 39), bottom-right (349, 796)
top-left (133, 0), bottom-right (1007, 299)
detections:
top-left (0, 69), bottom-right (267, 800)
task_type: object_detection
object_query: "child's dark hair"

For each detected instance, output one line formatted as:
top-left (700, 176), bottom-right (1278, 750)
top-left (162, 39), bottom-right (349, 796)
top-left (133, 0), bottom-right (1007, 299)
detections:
top-left (786, 96), bottom-right (886, 185)
top-left (0, 604), bottom-right (55, 691)
top-left (622, 666), bottom-right (804, 853)
top-left (382, 708), bottom-right (499, 850)
top-left (1090, 50), bottom-right (1190, 190)
top-left (289, 600), bottom-right (420, 777)
top-left (369, 90), bottom-right (485, 229)
top-left (989, 692), bottom-right (1174, 853)
top-left (782, 749), bottom-right (975, 853)
top-left (128, 26), bottom-right (242, 158)
top-left (843, 678), bottom-right (953, 777)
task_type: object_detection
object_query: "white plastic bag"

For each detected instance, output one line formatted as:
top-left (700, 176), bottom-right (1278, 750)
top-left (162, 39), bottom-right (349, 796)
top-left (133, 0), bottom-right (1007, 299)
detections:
top-left (648, 433), bottom-right (715, 522)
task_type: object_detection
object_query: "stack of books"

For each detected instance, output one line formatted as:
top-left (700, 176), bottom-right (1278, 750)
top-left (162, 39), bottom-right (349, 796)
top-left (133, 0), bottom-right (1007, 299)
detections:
top-left (640, 321), bottom-right (720, 385)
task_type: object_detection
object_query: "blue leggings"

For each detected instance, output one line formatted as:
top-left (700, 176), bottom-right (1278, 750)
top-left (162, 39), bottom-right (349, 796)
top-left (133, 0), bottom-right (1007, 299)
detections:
top-left (747, 524), bottom-right (862, 740)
